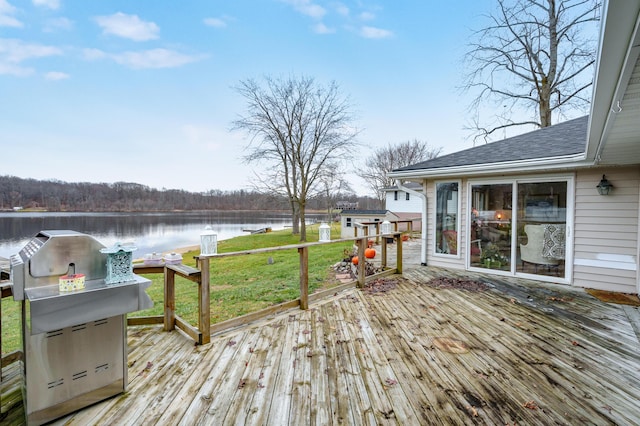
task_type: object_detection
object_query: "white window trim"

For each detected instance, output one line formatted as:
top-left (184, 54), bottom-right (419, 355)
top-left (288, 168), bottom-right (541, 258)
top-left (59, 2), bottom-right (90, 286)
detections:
top-left (433, 179), bottom-right (462, 259)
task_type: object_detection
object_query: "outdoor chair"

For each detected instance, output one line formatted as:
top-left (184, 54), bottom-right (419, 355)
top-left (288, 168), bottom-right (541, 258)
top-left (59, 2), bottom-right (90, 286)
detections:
top-left (520, 224), bottom-right (561, 273)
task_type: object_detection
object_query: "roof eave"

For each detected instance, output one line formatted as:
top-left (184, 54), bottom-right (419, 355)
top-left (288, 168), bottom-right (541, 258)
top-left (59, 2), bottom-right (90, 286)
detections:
top-left (586, 0), bottom-right (640, 161)
top-left (388, 153), bottom-right (590, 180)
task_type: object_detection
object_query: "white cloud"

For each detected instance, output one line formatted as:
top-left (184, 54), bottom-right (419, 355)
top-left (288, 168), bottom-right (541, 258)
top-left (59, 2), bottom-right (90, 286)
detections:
top-left (44, 17), bottom-right (73, 32)
top-left (94, 12), bottom-right (159, 41)
top-left (334, 3), bottom-right (349, 16)
top-left (360, 26), bottom-right (393, 39)
top-left (0, 62), bottom-right (33, 76)
top-left (114, 49), bottom-right (200, 69)
top-left (0, 38), bottom-right (62, 63)
top-left (44, 71), bottom-right (69, 80)
top-left (359, 11), bottom-right (375, 21)
top-left (82, 47), bottom-right (107, 61)
top-left (204, 17), bottom-right (227, 28)
top-left (312, 22), bottom-right (335, 34)
top-left (0, 38), bottom-right (62, 76)
top-left (0, 0), bottom-right (22, 28)
top-left (84, 47), bottom-right (204, 70)
top-left (32, 0), bottom-right (59, 10)
top-left (280, 0), bottom-right (326, 19)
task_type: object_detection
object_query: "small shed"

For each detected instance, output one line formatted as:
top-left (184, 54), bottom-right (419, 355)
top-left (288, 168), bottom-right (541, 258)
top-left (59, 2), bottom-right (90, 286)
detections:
top-left (339, 209), bottom-right (398, 239)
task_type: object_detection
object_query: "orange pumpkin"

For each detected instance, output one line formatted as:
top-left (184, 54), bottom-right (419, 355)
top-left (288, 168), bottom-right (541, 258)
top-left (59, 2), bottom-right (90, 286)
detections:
top-left (365, 248), bottom-right (376, 259)
top-left (351, 256), bottom-right (359, 265)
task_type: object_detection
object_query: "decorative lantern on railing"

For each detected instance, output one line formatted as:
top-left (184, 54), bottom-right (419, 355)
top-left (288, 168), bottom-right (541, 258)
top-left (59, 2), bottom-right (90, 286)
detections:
top-left (200, 225), bottom-right (217, 256)
top-left (381, 220), bottom-right (392, 235)
top-left (100, 242), bottom-right (136, 284)
top-left (319, 222), bottom-right (331, 242)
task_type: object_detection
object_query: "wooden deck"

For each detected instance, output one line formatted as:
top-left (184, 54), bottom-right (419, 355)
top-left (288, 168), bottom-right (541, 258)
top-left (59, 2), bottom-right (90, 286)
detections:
top-left (3, 266), bottom-right (640, 425)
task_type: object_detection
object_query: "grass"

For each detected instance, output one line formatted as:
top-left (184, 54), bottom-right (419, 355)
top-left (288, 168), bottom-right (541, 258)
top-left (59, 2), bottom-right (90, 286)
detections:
top-left (1, 222), bottom-right (350, 355)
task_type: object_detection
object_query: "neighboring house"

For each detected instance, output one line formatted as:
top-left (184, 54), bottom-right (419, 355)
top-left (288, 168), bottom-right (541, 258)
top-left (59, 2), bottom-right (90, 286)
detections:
top-left (384, 182), bottom-right (424, 232)
top-left (388, 0), bottom-right (640, 295)
top-left (339, 210), bottom-right (398, 239)
top-left (385, 182), bottom-right (423, 213)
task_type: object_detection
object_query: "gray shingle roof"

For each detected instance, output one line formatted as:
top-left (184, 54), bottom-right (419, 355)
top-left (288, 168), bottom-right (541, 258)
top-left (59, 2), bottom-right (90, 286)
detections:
top-left (340, 210), bottom-right (388, 215)
top-left (394, 115), bottom-right (588, 172)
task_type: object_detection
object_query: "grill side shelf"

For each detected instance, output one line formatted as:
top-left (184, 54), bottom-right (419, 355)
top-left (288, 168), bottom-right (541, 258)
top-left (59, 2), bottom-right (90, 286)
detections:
top-left (25, 275), bottom-right (153, 334)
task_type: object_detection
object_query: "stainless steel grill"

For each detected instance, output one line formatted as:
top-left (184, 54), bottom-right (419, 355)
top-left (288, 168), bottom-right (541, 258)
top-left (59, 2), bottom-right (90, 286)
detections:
top-left (10, 230), bottom-right (153, 425)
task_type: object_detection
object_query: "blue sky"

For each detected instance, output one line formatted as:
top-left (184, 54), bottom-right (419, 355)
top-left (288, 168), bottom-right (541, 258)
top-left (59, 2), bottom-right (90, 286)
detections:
top-left (2, 0), bottom-right (506, 194)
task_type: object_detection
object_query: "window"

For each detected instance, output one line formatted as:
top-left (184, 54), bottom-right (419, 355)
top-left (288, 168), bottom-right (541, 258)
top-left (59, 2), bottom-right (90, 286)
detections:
top-left (406, 193), bottom-right (410, 201)
top-left (394, 191), bottom-right (398, 201)
top-left (435, 182), bottom-right (459, 255)
top-left (346, 217), bottom-right (352, 227)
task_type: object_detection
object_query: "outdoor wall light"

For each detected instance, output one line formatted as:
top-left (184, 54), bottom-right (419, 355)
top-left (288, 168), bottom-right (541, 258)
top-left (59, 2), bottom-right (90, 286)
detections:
top-left (596, 174), bottom-right (613, 195)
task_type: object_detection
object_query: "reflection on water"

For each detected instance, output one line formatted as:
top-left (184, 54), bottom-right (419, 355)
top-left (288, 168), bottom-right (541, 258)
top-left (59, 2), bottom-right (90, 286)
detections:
top-left (0, 211), bottom-right (318, 258)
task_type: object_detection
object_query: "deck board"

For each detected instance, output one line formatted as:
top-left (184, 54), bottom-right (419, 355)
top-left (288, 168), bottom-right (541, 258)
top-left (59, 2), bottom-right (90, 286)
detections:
top-left (3, 266), bottom-right (640, 425)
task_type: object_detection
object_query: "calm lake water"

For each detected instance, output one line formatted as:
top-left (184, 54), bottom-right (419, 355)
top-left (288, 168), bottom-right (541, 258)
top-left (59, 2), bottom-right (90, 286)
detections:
top-left (0, 211), bottom-right (323, 259)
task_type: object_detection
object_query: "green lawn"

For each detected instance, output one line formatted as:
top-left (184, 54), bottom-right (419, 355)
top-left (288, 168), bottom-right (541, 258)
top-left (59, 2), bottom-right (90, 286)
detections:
top-left (1, 222), bottom-right (350, 355)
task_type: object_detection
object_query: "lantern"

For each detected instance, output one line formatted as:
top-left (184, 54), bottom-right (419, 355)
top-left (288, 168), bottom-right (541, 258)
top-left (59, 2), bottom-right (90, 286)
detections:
top-left (100, 242), bottom-right (136, 284)
top-left (381, 220), bottom-right (392, 235)
top-left (596, 175), bottom-right (613, 195)
top-left (319, 222), bottom-right (331, 242)
top-left (200, 225), bottom-right (217, 256)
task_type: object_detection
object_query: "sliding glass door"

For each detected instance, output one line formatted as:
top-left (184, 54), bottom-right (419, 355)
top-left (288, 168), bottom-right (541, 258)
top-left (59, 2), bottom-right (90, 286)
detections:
top-left (516, 181), bottom-right (568, 278)
top-left (470, 183), bottom-right (513, 271)
top-left (469, 178), bottom-right (570, 280)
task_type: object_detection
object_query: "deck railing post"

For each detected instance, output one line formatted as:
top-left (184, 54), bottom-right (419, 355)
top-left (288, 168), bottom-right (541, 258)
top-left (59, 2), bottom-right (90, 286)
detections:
top-left (395, 233), bottom-right (403, 274)
top-left (199, 257), bottom-right (211, 344)
top-left (299, 247), bottom-right (309, 310)
top-left (381, 234), bottom-right (388, 269)
top-left (164, 266), bottom-right (176, 331)
top-left (357, 237), bottom-right (366, 288)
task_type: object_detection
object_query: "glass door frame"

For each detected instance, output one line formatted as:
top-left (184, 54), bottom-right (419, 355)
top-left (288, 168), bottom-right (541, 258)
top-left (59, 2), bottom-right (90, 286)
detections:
top-left (466, 174), bottom-right (574, 284)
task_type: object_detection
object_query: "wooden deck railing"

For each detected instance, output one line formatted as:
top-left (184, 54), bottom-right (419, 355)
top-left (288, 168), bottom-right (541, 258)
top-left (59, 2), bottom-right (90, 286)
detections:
top-left (354, 219), bottom-right (417, 243)
top-left (1, 232), bottom-right (404, 362)
top-left (130, 262), bottom-right (209, 345)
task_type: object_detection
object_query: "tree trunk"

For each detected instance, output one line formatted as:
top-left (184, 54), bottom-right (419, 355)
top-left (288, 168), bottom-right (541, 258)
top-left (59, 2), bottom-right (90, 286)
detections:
top-left (539, 77), bottom-right (552, 127)
top-left (539, 93), bottom-right (552, 127)
top-left (299, 205), bottom-right (307, 242)
top-left (290, 198), bottom-right (300, 235)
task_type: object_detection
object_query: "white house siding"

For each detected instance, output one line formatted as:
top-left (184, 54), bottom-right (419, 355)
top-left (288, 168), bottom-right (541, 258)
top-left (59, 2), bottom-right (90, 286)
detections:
top-left (572, 167), bottom-right (639, 293)
top-left (340, 214), bottom-right (390, 239)
top-left (385, 190), bottom-right (423, 213)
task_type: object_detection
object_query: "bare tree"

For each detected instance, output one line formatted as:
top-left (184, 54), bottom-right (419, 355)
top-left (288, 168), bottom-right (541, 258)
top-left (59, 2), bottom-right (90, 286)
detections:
top-left (233, 75), bottom-right (359, 241)
top-left (463, 0), bottom-right (600, 143)
top-left (317, 165), bottom-right (354, 223)
top-left (358, 139), bottom-right (442, 207)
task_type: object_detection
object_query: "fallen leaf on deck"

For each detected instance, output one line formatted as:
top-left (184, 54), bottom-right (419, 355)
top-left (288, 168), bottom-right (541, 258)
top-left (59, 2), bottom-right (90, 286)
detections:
top-left (227, 340), bottom-right (237, 347)
top-left (137, 361), bottom-right (153, 377)
top-left (385, 378), bottom-right (398, 386)
top-left (466, 405), bottom-right (478, 417)
top-left (523, 400), bottom-right (538, 410)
